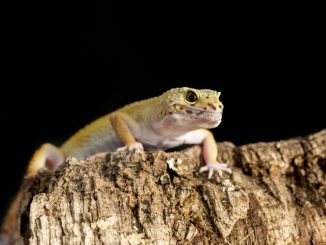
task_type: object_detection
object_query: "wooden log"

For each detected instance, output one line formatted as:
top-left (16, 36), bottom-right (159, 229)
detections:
top-left (4, 129), bottom-right (326, 244)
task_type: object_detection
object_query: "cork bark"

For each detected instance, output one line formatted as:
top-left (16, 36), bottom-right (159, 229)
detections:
top-left (7, 130), bottom-right (326, 244)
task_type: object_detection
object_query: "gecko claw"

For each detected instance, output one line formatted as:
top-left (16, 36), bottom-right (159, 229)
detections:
top-left (200, 163), bottom-right (232, 179)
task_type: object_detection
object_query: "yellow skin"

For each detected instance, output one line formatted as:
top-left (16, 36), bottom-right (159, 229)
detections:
top-left (28, 87), bottom-right (231, 177)
top-left (1, 87), bottom-right (231, 239)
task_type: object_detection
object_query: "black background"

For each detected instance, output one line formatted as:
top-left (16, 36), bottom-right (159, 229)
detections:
top-left (1, 3), bottom-right (325, 222)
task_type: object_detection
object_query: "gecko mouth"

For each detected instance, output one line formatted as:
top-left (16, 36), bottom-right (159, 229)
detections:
top-left (179, 108), bottom-right (222, 124)
top-left (182, 105), bottom-right (219, 114)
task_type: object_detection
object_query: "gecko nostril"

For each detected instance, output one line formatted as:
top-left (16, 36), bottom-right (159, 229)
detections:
top-left (219, 105), bottom-right (223, 109)
top-left (207, 103), bottom-right (216, 110)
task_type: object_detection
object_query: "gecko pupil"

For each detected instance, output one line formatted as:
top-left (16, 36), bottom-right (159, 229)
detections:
top-left (186, 91), bottom-right (198, 103)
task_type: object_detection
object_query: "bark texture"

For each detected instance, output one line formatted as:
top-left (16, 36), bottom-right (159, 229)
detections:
top-left (9, 130), bottom-right (326, 244)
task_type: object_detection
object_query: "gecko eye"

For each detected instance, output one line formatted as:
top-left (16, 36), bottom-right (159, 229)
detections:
top-left (186, 90), bottom-right (199, 104)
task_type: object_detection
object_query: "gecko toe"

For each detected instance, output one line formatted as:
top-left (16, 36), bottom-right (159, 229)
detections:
top-left (200, 162), bottom-right (232, 179)
top-left (116, 142), bottom-right (144, 152)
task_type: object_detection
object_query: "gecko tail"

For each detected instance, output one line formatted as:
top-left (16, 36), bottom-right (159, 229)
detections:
top-left (0, 143), bottom-right (64, 242)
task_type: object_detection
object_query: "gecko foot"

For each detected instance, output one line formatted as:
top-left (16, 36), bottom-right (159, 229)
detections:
top-left (116, 142), bottom-right (144, 152)
top-left (200, 163), bottom-right (232, 179)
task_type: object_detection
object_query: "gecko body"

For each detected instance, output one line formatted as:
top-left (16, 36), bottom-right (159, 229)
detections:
top-left (29, 87), bottom-right (231, 178)
top-left (1, 87), bottom-right (231, 240)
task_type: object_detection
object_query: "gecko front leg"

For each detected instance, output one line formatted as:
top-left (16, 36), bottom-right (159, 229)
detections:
top-left (109, 112), bottom-right (144, 152)
top-left (181, 129), bottom-right (232, 179)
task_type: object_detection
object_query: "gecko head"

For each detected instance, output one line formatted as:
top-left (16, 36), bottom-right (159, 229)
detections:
top-left (158, 87), bottom-right (224, 131)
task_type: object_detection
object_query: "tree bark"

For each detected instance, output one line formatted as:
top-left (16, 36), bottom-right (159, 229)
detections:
top-left (8, 130), bottom-right (326, 244)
